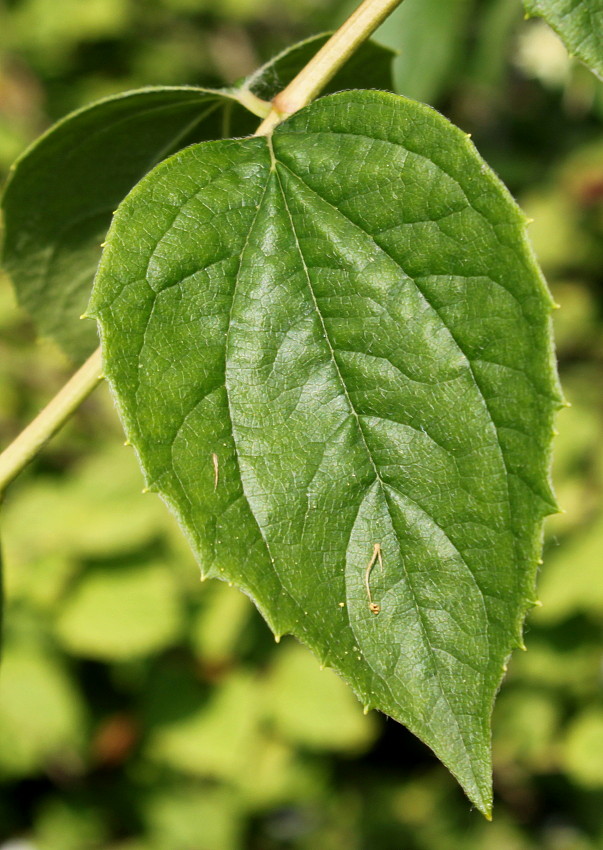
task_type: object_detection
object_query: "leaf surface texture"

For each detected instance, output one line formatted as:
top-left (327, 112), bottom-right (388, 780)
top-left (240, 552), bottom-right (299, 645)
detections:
top-left (89, 91), bottom-right (561, 813)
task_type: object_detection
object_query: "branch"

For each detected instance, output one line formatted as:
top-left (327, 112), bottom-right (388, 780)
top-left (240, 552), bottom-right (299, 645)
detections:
top-left (0, 348), bottom-right (103, 493)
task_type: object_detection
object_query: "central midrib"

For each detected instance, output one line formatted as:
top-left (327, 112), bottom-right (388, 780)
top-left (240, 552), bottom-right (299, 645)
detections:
top-left (267, 155), bottom-right (483, 794)
top-left (270, 140), bottom-right (522, 617)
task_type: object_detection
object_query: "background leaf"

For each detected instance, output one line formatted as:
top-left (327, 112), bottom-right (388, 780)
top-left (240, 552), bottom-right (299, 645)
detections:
top-left (0, 633), bottom-right (86, 778)
top-left (53, 559), bottom-right (184, 661)
top-left (372, 0), bottom-right (473, 102)
top-left (0, 37), bottom-right (394, 363)
top-left (562, 709), bottom-right (603, 789)
top-left (1, 86), bottom-right (234, 362)
top-left (265, 640), bottom-right (376, 752)
top-left (89, 89), bottom-right (560, 814)
top-left (523, 0), bottom-right (603, 80)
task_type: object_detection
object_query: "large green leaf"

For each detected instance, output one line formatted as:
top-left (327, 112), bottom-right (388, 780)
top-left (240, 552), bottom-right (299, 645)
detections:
top-left (523, 0), bottom-right (603, 80)
top-left (0, 37), bottom-right (394, 362)
top-left (89, 90), bottom-right (561, 814)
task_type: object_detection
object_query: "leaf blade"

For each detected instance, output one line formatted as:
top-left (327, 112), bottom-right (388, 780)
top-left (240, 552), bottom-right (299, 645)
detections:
top-left (89, 90), bottom-right (561, 814)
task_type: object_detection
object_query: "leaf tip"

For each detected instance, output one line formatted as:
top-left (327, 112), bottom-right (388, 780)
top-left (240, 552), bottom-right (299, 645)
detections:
top-left (470, 784), bottom-right (493, 820)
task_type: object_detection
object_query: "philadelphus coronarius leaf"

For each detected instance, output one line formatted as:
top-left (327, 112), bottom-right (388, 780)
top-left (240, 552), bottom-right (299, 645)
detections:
top-left (89, 90), bottom-right (561, 815)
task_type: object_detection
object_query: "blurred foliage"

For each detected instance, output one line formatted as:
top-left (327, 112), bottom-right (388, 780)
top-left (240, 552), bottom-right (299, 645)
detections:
top-left (0, 0), bottom-right (603, 847)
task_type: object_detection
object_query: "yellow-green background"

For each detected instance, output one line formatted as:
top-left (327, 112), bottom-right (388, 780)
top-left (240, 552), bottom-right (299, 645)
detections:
top-left (1, 0), bottom-right (603, 847)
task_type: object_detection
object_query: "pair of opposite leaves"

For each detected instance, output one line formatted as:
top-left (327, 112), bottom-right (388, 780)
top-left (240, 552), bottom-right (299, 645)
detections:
top-left (1, 36), bottom-right (563, 816)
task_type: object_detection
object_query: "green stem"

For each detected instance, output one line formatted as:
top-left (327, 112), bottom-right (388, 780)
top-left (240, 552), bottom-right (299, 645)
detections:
top-left (256, 0), bottom-right (405, 135)
top-left (0, 0), bottom-right (404, 491)
top-left (232, 88), bottom-right (272, 119)
top-left (0, 349), bottom-right (103, 494)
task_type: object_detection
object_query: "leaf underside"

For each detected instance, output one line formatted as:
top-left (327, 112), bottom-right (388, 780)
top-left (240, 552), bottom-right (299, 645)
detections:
top-left (90, 90), bottom-right (561, 815)
top-left (523, 0), bottom-right (603, 80)
top-left (0, 38), bottom-right (394, 362)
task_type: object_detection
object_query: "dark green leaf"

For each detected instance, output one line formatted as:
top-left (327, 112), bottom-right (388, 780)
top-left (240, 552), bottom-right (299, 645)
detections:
top-left (523, 0), bottom-right (603, 80)
top-left (0, 38), bottom-right (394, 362)
top-left (89, 90), bottom-right (561, 814)
top-left (1, 87), bottom-right (235, 361)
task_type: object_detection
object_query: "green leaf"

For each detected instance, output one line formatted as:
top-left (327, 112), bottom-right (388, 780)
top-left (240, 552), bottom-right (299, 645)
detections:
top-left (266, 640), bottom-right (376, 752)
top-left (1, 87), bottom-right (233, 362)
top-left (523, 0), bottom-right (603, 80)
top-left (190, 581), bottom-right (252, 664)
top-left (89, 90), bottom-right (561, 815)
top-left (53, 559), bottom-right (183, 661)
top-left (141, 785), bottom-right (243, 850)
top-left (145, 671), bottom-right (261, 780)
top-left (35, 797), bottom-right (107, 850)
top-left (0, 37), bottom-right (394, 362)
top-left (537, 515), bottom-right (603, 622)
top-left (562, 708), bottom-right (603, 788)
top-left (493, 689), bottom-right (560, 771)
top-left (2, 444), bottom-right (168, 568)
top-left (0, 635), bottom-right (86, 777)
